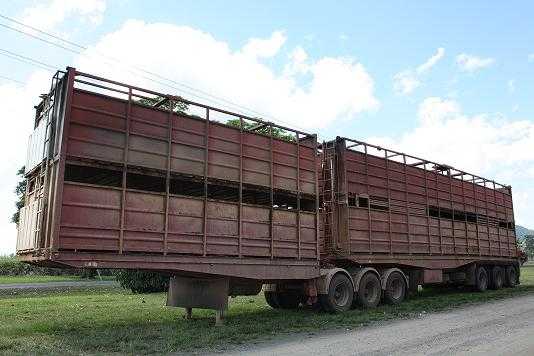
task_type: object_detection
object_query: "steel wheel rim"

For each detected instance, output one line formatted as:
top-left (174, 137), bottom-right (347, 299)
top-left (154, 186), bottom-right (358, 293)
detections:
top-left (388, 278), bottom-right (403, 300)
top-left (480, 271), bottom-right (487, 288)
top-left (363, 280), bottom-right (378, 302)
top-left (333, 282), bottom-right (350, 306)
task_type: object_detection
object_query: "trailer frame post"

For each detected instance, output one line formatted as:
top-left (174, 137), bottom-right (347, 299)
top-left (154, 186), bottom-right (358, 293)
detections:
top-left (402, 154), bottom-right (412, 255)
top-left (215, 309), bottom-right (225, 326)
top-left (269, 124), bottom-right (274, 259)
top-left (119, 87), bottom-right (132, 255)
top-left (202, 108), bottom-right (209, 256)
top-left (336, 138), bottom-right (350, 255)
top-left (423, 163), bottom-right (431, 254)
top-left (296, 131), bottom-right (301, 260)
top-left (385, 149), bottom-right (393, 255)
top-left (238, 117), bottom-right (243, 258)
top-left (163, 99), bottom-right (173, 255)
top-left (185, 307), bottom-right (192, 320)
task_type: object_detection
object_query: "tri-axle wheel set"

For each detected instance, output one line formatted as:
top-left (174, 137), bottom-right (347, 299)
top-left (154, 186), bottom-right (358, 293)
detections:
top-left (266, 264), bottom-right (519, 312)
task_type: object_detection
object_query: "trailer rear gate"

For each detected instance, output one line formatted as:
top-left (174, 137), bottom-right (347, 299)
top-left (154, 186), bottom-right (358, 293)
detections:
top-left (322, 137), bottom-right (517, 269)
top-left (17, 68), bottom-right (320, 280)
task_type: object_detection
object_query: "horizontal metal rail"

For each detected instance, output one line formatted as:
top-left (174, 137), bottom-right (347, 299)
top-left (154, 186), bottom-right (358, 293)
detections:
top-left (341, 136), bottom-right (511, 194)
top-left (72, 69), bottom-right (315, 138)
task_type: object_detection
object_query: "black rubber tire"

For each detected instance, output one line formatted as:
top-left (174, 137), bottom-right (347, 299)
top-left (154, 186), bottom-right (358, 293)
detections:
top-left (319, 273), bottom-right (354, 313)
top-left (356, 272), bottom-right (381, 308)
top-left (264, 291), bottom-right (280, 309)
top-left (504, 266), bottom-right (518, 288)
top-left (277, 292), bottom-right (301, 309)
top-left (474, 266), bottom-right (488, 292)
top-left (383, 271), bottom-right (407, 305)
top-left (489, 266), bottom-right (504, 290)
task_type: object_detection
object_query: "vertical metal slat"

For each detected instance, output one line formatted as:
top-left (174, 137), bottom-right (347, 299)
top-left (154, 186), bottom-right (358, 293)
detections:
top-left (202, 108), bottom-right (209, 256)
top-left (118, 88), bottom-right (132, 254)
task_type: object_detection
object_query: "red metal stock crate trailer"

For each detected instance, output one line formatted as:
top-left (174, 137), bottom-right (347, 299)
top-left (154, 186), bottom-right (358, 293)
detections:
top-left (17, 68), bottom-right (523, 322)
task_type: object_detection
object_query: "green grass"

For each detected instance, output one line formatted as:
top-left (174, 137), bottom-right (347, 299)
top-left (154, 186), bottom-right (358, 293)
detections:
top-left (1, 266), bottom-right (533, 355)
top-left (0, 275), bottom-right (114, 284)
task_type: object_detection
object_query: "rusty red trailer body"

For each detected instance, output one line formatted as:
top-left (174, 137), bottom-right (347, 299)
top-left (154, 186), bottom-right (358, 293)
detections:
top-left (320, 137), bottom-right (518, 271)
top-left (17, 68), bottom-right (320, 280)
top-left (17, 69), bottom-right (522, 308)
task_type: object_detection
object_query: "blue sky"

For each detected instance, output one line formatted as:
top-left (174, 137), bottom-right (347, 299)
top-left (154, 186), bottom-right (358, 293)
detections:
top-left (1, 1), bottom-right (533, 253)
top-left (4, 1), bottom-right (534, 136)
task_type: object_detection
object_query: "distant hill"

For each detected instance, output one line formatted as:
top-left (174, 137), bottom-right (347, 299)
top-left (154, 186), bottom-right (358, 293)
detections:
top-left (516, 225), bottom-right (534, 242)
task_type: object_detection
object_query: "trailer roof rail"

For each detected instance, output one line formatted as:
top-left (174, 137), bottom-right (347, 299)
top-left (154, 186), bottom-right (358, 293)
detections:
top-left (338, 136), bottom-right (510, 193)
top-left (68, 67), bottom-right (317, 141)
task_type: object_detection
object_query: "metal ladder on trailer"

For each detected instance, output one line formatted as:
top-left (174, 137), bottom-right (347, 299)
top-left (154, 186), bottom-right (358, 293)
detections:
top-left (320, 141), bottom-right (337, 255)
top-left (30, 73), bottom-right (63, 253)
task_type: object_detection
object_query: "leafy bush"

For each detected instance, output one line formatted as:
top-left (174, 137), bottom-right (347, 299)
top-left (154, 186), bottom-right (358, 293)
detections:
top-left (0, 255), bottom-right (110, 277)
top-left (0, 255), bottom-right (63, 276)
top-left (115, 270), bottom-right (169, 293)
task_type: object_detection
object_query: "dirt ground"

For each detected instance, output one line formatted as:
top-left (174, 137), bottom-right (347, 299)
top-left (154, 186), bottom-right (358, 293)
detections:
top-left (221, 294), bottom-right (534, 356)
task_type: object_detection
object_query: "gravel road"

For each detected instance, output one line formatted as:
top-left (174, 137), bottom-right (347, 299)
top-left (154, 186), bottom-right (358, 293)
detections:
top-left (222, 294), bottom-right (534, 356)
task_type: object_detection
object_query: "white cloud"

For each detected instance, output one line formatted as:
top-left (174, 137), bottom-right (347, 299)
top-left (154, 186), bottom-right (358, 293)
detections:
top-left (393, 71), bottom-right (421, 95)
top-left (393, 48), bottom-right (445, 95)
top-left (529, 54), bottom-right (534, 62)
top-left (283, 46), bottom-right (309, 75)
top-left (241, 31), bottom-right (286, 59)
top-left (417, 96), bottom-right (461, 126)
top-left (369, 97), bottom-right (534, 225)
top-left (456, 54), bottom-right (495, 72)
top-left (508, 79), bottom-right (515, 93)
top-left (416, 47), bottom-right (445, 74)
top-left (76, 20), bottom-right (379, 129)
top-left (19, 0), bottom-right (106, 31)
top-left (0, 71), bottom-right (51, 255)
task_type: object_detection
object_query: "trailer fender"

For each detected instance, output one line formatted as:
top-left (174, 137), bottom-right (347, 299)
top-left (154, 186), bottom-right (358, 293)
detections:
top-left (350, 267), bottom-right (380, 292)
top-left (380, 268), bottom-right (408, 290)
top-left (316, 268), bottom-right (354, 295)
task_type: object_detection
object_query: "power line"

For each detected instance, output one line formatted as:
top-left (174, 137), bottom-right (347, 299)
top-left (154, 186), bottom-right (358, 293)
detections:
top-left (0, 45), bottom-right (239, 115)
top-left (0, 48), bottom-right (56, 71)
top-left (0, 16), bottom-right (263, 116)
top-left (0, 14), bottom-right (87, 51)
top-left (0, 22), bottom-right (81, 56)
top-left (0, 13), bottom-right (266, 118)
top-left (0, 22), bottom-right (240, 110)
top-left (0, 74), bottom-right (24, 85)
top-left (0, 13), bottom-right (307, 131)
top-left (0, 19), bottom-right (256, 116)
top-left (0, 13), bottom-right (278, 120)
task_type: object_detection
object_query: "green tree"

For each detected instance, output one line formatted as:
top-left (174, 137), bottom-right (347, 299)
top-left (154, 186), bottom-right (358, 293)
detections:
top-left (226, 118), bottom-right (296, 142)
top-left (525, 235), bottom-right (534, 258)
top-left (115, 270), bottom-right (169, 293)
top-left (12, 166), bottom-right (26, 225)
top-left (138, 96), bottom-right (188, 113)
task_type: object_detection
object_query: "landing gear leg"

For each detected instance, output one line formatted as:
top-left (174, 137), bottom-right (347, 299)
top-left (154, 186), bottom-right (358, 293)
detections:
top-left (215, 309), bottom-right (224, 326)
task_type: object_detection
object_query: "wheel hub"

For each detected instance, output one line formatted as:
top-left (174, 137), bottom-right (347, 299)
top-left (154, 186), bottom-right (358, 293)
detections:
top-left (334, 283), bottom-right (349, 306)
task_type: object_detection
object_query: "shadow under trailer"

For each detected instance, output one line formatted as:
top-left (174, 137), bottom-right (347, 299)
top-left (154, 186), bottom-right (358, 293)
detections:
top-left (17, 68), bottom-right (523, 324)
